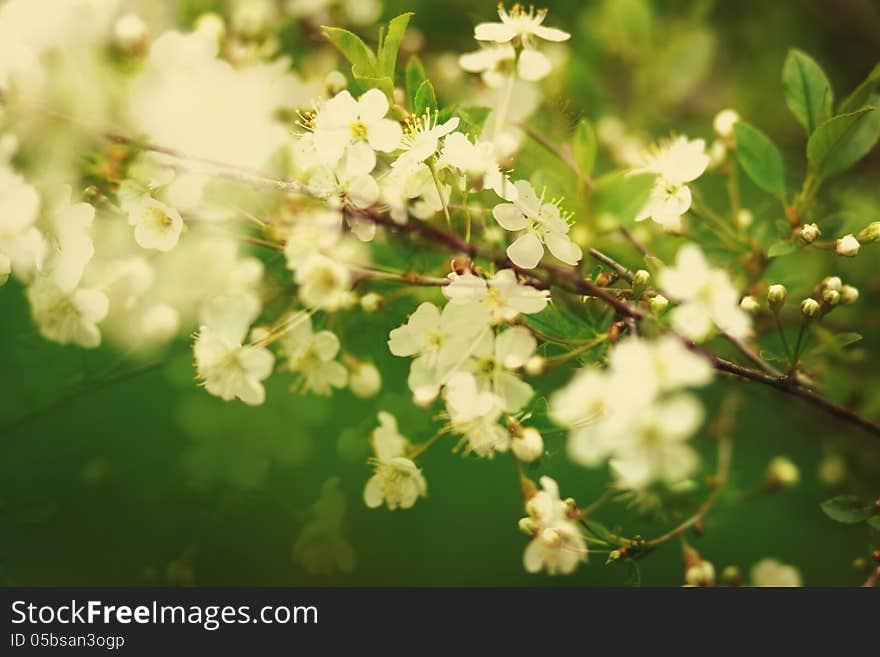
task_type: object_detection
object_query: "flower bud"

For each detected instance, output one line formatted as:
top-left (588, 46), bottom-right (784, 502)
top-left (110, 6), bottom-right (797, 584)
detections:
top-left (649, 294), bottom-right (669, 315)
top-left (325, 70), bottom-right (348, 94)
top-left (821, 288), bottom-right (840, 308)
top-left (359, 292), bottom-right (382, 312)
top-left (766, 455), bottom-right (800, 488)
top-left (739, 295), bottom-right (759, 314)
top-left (840, 285), bottom-right (859, 305)
top-left (767, 284), bottom-right (787, 312)
top-left (721, 565), bottom-right (743, 587)
top-left (736, 209), bottom-right (754, 229)
top-left (684, 561), bottom-right (716, 587)
top-left (821, 276), bottom-right (842, 291)
top-left (857, 221), bottom-right (880, 243)
top-left (518, 517), bottom-right (536, 536)
top-left (632, 269), bottom-right (650, 297)
top-left (799, 223), bottom-right (820, 244)
top-left (349, 362), bottom-right (381, 398)
top-left (511, 427), bottom-right (544, 463)
top-left (835, 234), bottom-right (860, 257)
top-left (524, 355), bottom-right (546, 377)
top-left (713, 109), bottom-right (740, 139)
top-left (112, 13), bottom-right (148, 52)
top-left (632, 269), bottom-right (651, 288)
top-left (800, 298), bottom-right (821, 320)
top-left (195, 12), bottom-right (226, 42)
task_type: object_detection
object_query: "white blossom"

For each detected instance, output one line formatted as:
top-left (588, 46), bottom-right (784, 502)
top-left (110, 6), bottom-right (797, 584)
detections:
top-left (388, 301), bottom-right (490, 404)
top-left (521, 476), bottom-right (586, 575)
top-left (26, 277), bottom-right (109, 349)
top-left (635, 136), bottom-right (710, 230)
top-left (280, 313), bottom-right (348, 395)
top-left (312, 88), bottom-right (402, 166)
top-left (194, 325), bottom-right (275, 405)
top-left (750, 559), bottom-right (802, 587)
top-left (444, 371), bottom-right (509, 457)
top-left (473, 4), bottom-right (570, 82)
top-left (0, 166), bottom-right (45, 281)
top-left (393, 111), bottom-right (459, 170)
top-left (127, 197), bottom-right (184, 252)
top-left (437, 132), bottom-right (517, 200)
top-left (492, 180), bottom-right (581, 269)
top-left (659, 244), bottom-right (752, 341)
top-left (295, 254), bottom-right (352, 312)
top-left (364, 412), bottom-right (427, 510)
top-left (442, 268), bottom-right (550, 323)
top-left (609, 395), bottom-right (704, 490)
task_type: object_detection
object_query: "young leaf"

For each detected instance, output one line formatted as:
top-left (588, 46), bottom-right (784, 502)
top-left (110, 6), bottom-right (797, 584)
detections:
top-left (838, 61), bottom-right (880, 113)
top-left (406, 56), bottom-right (427, 112)
top-left (457, 106), bottom-right (492, 138)
top-left (782, 49), bottom-right (833, 135)
top-left (820, 495), bottom-right (874, 523)
top-left (806, 106), bottom-right (879, 178)
top-left (322, 26), bottom-right (378, 78)
top-left (377, 12), bottom-right (413, 81)
top-left (733, 122), bottom-right (786, 199)
top-left (353, 74), bottom-right (394, 100)
top-left (572, 118), bottom-right (598, 178)
top-left (413, 80), bottom-right (437, 115)
top-left (767, 240), bottom-right (796, 258)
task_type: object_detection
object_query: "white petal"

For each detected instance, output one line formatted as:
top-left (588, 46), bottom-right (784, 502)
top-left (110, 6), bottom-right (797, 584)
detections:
top-left (474, 22), bottom-right (517, 43)
top-left (517, 49), bottom-right (552, 81)
top-left (493, 203), bottom-right (528, 231)
top-left (545, 231), bottom-right (582, 266)
top-left (507, 232), bottom-right (544, 269)
top-left (532, 25), bottom-right (571, 42)
top-left (357, 88), bottom-right (389, 123)
top-left (367, 119), bottom-right (403, 153)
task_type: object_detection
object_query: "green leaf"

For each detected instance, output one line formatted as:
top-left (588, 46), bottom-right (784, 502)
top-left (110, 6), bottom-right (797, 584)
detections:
top-left (405, 56), bottom-right (427, 112)
top-left (592, 171), bottom-right (655, 224)
top-left (322, 26), bottom-right (378, 78)
top-left (820, 495), bottom-right (874, 523)
top-left (733, 122), bottom-right (786, 199)
top-left (838, 62), bottom-right (880, 113)
top-left (767, 240), bottom-right (796, 258)
top-left (377, 12), bottom-right (413, 80)
top-left (572, 119), bottom-right (598, 177)
top-left (523, 303), bottom-right (598, 341)
top-left (413, 80), bottom-right (437, 115)
top-left (456, 106), bottom-right (492, 138)
top-left (782, 49), bottom-right (833, 135)
top-left (833, 332), bottom-right (863, 348)
top-left (353, 74), bottom-right (393, 99)
top-left (869, 515), bottom-right (880, 531)
top-left (807, 106), bottom-right (880, 178)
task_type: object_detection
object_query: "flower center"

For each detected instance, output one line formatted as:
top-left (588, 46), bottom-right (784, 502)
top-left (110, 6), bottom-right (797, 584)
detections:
top-left (349, 120), bottom-right (367, 139)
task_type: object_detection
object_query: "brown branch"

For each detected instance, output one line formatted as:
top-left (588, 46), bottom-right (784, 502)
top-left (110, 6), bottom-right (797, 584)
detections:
top-left (354, 208), bottom-right (880, 440)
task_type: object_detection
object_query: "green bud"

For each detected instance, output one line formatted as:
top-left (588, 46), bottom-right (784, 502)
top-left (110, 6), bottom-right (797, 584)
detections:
top-left (739, 295), bottom-right (759, 314)
top-left (649, 294), bottom-right (669, 315)
top-left (857, 221), bottom-right (880, 244)
top-left (767, 284), bottom-right (787, 312)
top-left (800, 298), bottom-right (821, 320)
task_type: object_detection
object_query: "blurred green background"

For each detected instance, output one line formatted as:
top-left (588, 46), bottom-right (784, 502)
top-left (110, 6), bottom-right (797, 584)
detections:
top-left (2, 0), bottom-right (880, 586)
